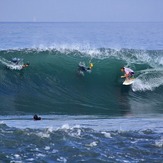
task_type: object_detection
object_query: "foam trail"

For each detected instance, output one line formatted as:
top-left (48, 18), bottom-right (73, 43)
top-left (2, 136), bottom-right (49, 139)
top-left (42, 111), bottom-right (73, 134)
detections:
top-left (0, 56), bottom-right (23, 70)
top-left (132, 71), bottom-right (163, 91)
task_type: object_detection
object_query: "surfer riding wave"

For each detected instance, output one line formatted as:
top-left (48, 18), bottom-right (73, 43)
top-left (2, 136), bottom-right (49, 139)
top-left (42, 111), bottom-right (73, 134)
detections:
top-left (121, 67), bottom-right (134, 80)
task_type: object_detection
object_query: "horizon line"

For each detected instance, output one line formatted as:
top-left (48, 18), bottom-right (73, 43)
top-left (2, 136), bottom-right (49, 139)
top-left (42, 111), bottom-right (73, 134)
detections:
top-left (0, 21), bottom-right (163, 23)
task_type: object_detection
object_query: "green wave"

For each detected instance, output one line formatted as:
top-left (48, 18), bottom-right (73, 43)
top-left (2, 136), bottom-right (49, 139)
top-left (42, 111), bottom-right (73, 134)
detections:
top-left (0, 48), bottom-right (163, 115)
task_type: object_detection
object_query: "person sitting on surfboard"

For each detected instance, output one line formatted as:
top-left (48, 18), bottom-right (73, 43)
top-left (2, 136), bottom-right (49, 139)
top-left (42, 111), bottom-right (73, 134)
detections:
top-left (78, 62), bottom-right (93, 74)
top-left (121, 67), bottom-right (134, 80)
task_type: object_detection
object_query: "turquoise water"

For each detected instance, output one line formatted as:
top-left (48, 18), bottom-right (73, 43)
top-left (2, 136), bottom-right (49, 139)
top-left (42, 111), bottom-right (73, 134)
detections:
top-left (0, 48), bottom-right (163, 116)
top-left (0, 22), bottom-right (163, 162)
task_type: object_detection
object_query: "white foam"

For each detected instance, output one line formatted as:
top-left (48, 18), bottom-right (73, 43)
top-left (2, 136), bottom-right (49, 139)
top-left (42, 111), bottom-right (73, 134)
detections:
top-left (132, 72), bottom-right (163, 91)
top-left (155, 137), bottom-right (163, 148)
top-left (57, 157), bottom-right (67, 163)
top-left (52, 149), bottom-right (58, 154)
top-left (47, 127), bottom-right (54, 133)
top-left (59, 124), bottom-right (82, 137)
top-left (87, 141), bottom-right (98, 147)
top-left (7, 64), bottom-right (23, 70)
top-left (36, 153), bottom-right (46, 158)
top-left (0, 57), bottom-right (23, 70)
top-left (45, 146), bottom-right (50, 150)
top-left (0, 121), bottom-right (5, 124)
top-left (36, 131), bottom-right (50, 138)
top-left (26, 158), bottom-right (35, 161)
top-left (14, 154), bottom-right (20, 158)
top-left (61, 124), bottom-right (70, 130)
top-left (101, 132), bottom-right (112, 138)
top-left (2, 115), bottom-right (163, 133)
top-left (1, 46), bottom-right (163, 69)
top-left (70, 129), bottom-right (82, 137)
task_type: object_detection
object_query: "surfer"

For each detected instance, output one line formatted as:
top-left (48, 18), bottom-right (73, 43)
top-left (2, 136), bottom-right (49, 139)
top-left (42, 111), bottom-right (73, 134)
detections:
top-left (121, 67), bottom-right (134, 80)
top-left (78, 62), bottom-right (93, 75)
top-left (10, 58), bottom-right (30, 69)
top-left (33, 114), bottom-right (41, 120)
top-left (22, 63), bottom-right (30, 69)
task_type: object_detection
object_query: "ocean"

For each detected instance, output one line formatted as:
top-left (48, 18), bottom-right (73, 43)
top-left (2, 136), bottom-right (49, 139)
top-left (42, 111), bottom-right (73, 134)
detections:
top-left (0, 22), bottom-right (163, 162)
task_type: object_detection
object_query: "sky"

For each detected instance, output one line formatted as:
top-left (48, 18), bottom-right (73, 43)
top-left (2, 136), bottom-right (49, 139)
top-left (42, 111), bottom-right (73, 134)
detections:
top-left (0, 0), bottom-right (163, 22)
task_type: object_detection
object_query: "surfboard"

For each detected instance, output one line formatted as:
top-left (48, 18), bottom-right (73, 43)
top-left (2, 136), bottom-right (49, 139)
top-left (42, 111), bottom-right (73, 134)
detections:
top-left (123, 78), bottom-right (135, 85)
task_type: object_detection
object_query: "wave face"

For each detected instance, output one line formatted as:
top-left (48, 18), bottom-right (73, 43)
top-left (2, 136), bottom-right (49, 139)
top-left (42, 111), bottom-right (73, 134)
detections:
top-left (0, 48), bottom-right (163, 116)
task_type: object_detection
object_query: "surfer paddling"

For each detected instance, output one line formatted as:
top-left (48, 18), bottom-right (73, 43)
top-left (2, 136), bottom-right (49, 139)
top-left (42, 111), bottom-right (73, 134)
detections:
top-left (10, 58), bottom-right (30, 70)
top-left (22, 63), bottom-right (30, 69)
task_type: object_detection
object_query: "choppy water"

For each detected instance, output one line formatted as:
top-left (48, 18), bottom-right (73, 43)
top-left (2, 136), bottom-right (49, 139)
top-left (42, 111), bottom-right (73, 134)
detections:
top-left (0, 22), bottom-right (163, 162)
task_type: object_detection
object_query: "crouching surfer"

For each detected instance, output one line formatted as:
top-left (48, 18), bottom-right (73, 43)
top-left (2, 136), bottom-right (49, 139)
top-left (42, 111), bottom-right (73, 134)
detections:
top-left (121, 67), bottom-right (134, 80)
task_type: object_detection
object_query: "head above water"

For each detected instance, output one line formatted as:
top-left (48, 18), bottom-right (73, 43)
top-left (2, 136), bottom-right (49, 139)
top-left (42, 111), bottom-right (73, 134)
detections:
top-left (24, 63), bottom-right (30, 67)
top-left (33, 114), bottom-right (41, 120)
top-left (22, 62), bottom-right (30, 69)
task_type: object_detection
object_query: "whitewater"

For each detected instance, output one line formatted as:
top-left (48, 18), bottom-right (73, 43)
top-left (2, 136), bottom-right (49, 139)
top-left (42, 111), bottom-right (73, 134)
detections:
top-left (0, 22), bottom-right (163, 162)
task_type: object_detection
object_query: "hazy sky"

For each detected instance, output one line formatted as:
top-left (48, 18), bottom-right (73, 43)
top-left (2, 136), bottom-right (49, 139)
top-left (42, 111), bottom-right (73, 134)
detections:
top-left (0, 0), bottom-right (163, 22)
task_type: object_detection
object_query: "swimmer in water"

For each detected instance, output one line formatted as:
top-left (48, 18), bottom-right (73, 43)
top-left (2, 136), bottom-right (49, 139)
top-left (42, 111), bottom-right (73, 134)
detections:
top-left (33, 114), bottom-right (41, 120)
top-left (11, 58), bottom-right (30, 69)
top-left (78, 62), bottom-right (93, 75)
top-left (22, 63), bottom-right (30, 69)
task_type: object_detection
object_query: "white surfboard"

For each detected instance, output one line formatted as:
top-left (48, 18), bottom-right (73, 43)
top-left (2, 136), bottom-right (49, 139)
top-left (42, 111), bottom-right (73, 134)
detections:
top-left (123, 78), bottom-right (135, 85)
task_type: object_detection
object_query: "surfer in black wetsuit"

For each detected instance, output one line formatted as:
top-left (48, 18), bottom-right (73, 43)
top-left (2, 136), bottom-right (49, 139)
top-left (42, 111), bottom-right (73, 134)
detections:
top-left (33, 114), bottom-right (41, 120)
top-left (78, 62), bottom-right (93, 75)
